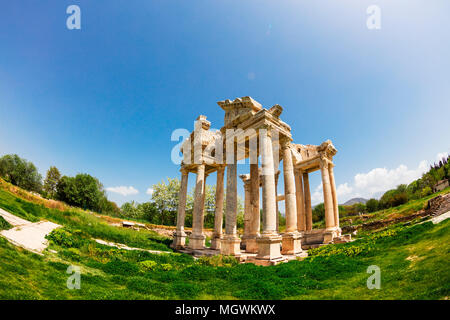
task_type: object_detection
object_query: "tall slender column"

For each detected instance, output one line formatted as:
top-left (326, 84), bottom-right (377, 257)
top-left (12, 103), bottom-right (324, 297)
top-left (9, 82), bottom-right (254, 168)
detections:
top-left (220, 150), bottom-right (241, 256)
top-left (188, 164), bottom-right (206, 249)
top-left (242, 179), bottom-right (252, 242)
top-left (257, 127), bottom-right (282, 261)
top-left (303, 172), bottom-right (313, 231)
top-left (281, 140), bottom-right (302, 254)
top-left (171, 169), bottom-right (189, 249)
top-left (328, 163), bottom-right (339, 229)
top-left (295, 169), bottom-right (306, 232)
top-left (274, 170), bottom-right (280, 232)
top-left (320, 159), bottom-right (335, 231)
top-left (211, 166), bottom-right (225, 250)
top-left (246, 163), bottom-right (260, 253)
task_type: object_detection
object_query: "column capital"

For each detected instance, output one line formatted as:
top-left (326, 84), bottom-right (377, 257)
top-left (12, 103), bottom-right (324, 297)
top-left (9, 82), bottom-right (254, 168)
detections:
top-left (258, 124), bottom-right (274, 136)
top-left (180, 168), bottom-right (189, 175)
top-left (279, 136), bottom-right (292, 149)
top-left (319, 156), bottom-right (331, 169)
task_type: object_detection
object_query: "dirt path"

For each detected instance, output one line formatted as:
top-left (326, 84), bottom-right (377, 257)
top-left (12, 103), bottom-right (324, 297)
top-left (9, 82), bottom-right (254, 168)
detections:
top-left (0, 208), bottom-right (60, 255)
top-left (94, 239), bottom-right (172, 254)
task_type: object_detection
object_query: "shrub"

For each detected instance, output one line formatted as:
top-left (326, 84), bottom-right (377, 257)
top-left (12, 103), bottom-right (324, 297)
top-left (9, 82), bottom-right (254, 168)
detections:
top-left (197, 255), bottom-right (239, 267)
top-left (0, 216), bottom-right (12, 230)
top-left (46, 228), bottom-right (84, 248)
top-left (139, 260), bottom-right (158, 271)
top-left (421, 186), bottom-right (432, 198)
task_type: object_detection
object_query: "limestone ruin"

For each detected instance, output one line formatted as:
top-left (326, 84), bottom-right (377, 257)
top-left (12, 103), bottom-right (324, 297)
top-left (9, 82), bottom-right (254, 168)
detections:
top-left (172, 97), bottom-right (350, 264)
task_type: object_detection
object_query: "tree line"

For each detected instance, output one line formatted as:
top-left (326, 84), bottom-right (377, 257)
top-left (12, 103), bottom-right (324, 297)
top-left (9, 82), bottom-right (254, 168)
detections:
top-left (120, 178), bottom-right (245, 229)
top-left (0, 154), bottom-right (120, 214)
top-left (313, 154), bottom-right (450, 219)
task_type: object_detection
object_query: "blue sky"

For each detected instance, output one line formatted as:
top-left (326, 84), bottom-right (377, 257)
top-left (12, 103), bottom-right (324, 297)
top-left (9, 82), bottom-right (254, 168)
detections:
top-left (0, 1), bottom-right (449, 207)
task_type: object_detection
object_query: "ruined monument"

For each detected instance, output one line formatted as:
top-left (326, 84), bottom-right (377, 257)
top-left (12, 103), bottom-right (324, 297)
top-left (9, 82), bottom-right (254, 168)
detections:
top-left (172, 97), bottom-right (349, 265)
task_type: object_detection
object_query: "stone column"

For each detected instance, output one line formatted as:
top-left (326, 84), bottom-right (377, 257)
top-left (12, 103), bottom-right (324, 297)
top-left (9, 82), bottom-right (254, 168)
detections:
top-left (328, 163), bottom-right (340, 229)
top-left (188, 164), bottom-right (206, 250)
top-left (241, 178), bottom-right (252, 246)
top-left (211, 166), bottom-right (225, 250)
top-left (246, 163), bottom-right (260, 253)
top-left (320, 159), bottom-right (335, 231)
top-left (295, 169), bottom-right (306, 232)
top-left (257, 128), bottom-right (282, 261)
top-left (303, 172), bottom-right (313, 231)
top-left (274, 170), bottom-right (280, 232)
top-left (220, 153), bottom-right (241, 256)
top-left (171, 169), bottom-right (189, 249)
top-left (281, 141), bottom-right (302, 254)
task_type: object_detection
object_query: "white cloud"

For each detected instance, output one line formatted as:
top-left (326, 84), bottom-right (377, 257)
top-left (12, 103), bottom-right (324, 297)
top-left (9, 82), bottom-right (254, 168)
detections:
top-left (310, 160), bottom-right (428, 205)
top-left (311, 183), bottom-right (323, 203)
top-left (353, 161), bottom-right (427, 198)
top-left (106, 186), bottom-right (139, 196)
top-left (146, 188), bottom-right (154, 196)
top-left (337, 183), bottom-right (353, 197)
top-left (436, 151), bottom-right (449, 162)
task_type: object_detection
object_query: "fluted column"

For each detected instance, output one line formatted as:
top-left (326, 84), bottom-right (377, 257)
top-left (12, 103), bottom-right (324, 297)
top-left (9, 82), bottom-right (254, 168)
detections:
top-left (257, 127), bottom-right (282, 261)
top-left (274, 170), bottom-right (280, 232)
top-left (246, 163), bottom-right (260, 253)
top-left (320, 159), bottom-right (335, 230)
top-left (295, 169), bottom-right (306, 232)
top-left (220, 150), bottom-right (241, 256)
top-left (303, 172), bottom-right (313, 231)
top-left (188, 164), bottom-right (206, 249)
top-left (281, 140), bottom-right (302, 254)
top-left (328, 163), bottom-right (339, 229)
top-left (242, 180), bottom-right (252, 241)
top-left (211, 166), bottom-right (225, 250)
top-left (171, 169), bottom-right (189, 249)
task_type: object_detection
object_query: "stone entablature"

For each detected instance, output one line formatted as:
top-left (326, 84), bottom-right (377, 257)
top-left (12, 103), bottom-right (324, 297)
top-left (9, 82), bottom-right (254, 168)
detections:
top-left (172, 96), bottom-right (349, 264)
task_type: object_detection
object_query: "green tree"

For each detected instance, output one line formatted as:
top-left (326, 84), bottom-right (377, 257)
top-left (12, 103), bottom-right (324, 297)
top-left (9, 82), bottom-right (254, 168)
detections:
top-left (0, 154), bottom-right (42, 192)
top-left (312, 203), bottom-right (325, 222)
top-left (365, 198), bottom-right (379, 213)
top-left (43, 166), bottom-right (61, 199)
top-left (151, 177), bottom-right (181, 226)
top-left (56, 174), bottom-right (106, 212)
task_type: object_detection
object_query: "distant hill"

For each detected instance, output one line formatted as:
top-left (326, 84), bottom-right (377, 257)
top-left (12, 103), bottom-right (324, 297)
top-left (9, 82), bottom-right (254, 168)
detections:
top-left (342, 198), bottom-right (368, 206)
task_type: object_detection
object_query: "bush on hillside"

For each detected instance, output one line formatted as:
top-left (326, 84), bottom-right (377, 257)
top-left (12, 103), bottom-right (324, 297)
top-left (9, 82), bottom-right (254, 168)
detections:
top-left (0, 216), bottom-right (12, 230)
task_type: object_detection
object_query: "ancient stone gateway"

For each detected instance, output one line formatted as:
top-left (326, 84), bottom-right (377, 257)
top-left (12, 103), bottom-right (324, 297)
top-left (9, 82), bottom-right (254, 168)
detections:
top-left (172, 97), bottom-right (349, 265)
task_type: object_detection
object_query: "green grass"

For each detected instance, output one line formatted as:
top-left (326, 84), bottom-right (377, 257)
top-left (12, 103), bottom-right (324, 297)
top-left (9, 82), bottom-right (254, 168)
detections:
top-left (0, 187), bottom-right (449, 300)
top-left (339, 187), bottom-right (450, 228)
top-left (0, 189), bottom-right (171, 251)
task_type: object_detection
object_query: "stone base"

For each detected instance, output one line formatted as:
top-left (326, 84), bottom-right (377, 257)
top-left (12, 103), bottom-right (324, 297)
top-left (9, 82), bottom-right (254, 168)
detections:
top-left (188, 234), bottom-right (205, 250)
top-left (301, 227), bottom-right (342, 246)
top-left (256, 233), bottom-right (282, 261)
top-left (220, 236), bottom-right (241, 256)
top-left (281, 232), bottom-right (302, 255)
top-left (245, 237), bottom-right (259, 253)
top-left (171, 231), bottom-right (186, 249)
top-left (323, 227), bottom-right (341, 244)
top-left (221, 238), bottom-right (241, 256)
top-left (210, 237), bottom-right (221, 250)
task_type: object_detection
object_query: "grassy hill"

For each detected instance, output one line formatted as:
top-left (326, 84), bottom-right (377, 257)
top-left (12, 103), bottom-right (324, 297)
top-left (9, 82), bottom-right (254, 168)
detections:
top-left (0, 180), bottom-right (449, 300)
